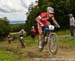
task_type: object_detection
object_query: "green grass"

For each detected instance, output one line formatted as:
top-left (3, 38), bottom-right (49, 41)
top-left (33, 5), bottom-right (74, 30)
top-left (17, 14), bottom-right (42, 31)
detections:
top-left (25, 36), bottom-right (38, 46)
top-left (58, 38), bottom-right (75, 49)
top-left (0, 49), bottom-right (17, 61)
top-left (0, 49), bottom-right (33, 61)
top-left (56, 29), bottom-right (75, 49)
top-left (56, 29), bottom-right (70, 35)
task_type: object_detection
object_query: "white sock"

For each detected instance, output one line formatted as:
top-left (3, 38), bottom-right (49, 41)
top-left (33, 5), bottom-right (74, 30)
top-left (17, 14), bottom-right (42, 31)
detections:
top-left (45, 37), bottom-right (47, 42)
top-left (39, 41), bottom-right (42, 48)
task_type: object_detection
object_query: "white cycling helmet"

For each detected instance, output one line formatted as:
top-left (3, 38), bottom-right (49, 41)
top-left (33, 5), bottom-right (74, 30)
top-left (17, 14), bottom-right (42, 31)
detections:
top-left (47, 7), bottom-right (54, 13)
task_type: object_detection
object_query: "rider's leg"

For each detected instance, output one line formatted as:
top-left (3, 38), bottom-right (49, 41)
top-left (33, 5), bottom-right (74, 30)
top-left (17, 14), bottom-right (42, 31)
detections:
top-left (38, 33), bottom-right (42, 48)
top-left (38, 21), bottom-right (50, 51)
top-left (44, 32), bottom-right (49, 45)
top-left (38, 24), bottom-right (43, 49)
top-left (42, 21), bottom-right (50, 44)
top-left (38, 24), bottom-right (43, 51)
top-left (20, 39), bottom-right (25, 48)
top-left (70, 25), bottom-right (74, 36)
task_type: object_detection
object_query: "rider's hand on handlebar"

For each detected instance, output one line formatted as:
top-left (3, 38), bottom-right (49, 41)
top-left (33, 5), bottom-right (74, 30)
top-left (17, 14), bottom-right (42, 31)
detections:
top-left (57, 25), bottom-right (60, 28)
top-left (55, 25), bottom-right (60, 28)
top-left (40, 23), bottom-right (44, 27)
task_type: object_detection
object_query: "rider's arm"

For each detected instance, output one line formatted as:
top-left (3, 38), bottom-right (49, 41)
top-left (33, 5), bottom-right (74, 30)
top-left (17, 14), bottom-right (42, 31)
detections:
top-left (35, 16), bottom-right (43, 25)
top-left (52, 17), bottom-right (59, 26)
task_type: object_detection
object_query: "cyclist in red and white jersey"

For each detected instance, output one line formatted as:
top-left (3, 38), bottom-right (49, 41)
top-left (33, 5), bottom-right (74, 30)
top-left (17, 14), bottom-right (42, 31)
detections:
top-left (35, 7), bottom-right (60, 51)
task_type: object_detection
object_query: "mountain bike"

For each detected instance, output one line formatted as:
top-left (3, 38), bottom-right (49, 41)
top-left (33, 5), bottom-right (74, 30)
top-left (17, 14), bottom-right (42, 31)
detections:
top-left (42, 25), bottom-right (58, 55)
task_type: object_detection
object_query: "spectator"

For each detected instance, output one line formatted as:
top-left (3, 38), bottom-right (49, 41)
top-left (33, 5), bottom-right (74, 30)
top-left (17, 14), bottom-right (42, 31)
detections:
top-left (31, 26), bottom-right (36, 41)
top-left (69, 13), bottom-right (75, 36)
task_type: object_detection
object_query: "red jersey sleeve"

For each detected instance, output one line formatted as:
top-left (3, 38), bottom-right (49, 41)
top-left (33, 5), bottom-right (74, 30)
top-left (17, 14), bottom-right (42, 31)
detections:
top-left (39, 12), bottom-right (48, 19)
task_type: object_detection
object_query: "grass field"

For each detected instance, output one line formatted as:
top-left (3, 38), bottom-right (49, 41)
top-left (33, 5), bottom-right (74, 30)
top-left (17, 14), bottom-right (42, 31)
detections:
top-left (0, 29), bottom-right (75, 61)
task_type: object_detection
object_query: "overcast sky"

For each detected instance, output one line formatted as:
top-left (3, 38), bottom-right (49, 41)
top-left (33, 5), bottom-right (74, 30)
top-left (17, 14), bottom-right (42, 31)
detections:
top-left (0, 0), bottom-right (37, 21)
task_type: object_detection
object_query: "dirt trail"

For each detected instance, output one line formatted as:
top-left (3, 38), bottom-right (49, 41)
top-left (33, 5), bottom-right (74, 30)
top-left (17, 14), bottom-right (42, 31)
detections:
top-left (23, 46), bottom-right (75, 61)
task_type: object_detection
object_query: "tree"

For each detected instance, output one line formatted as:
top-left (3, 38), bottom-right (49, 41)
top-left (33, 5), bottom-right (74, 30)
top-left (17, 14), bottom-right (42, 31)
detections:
top-left (10, 24), bottom-right (25, 32)
top-left (0, 18), bottom-right (10, 37)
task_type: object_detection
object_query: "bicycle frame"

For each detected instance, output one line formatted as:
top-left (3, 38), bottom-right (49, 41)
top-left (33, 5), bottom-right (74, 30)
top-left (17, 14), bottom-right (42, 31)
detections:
top-left (42, 25), bottom-right (54, 39)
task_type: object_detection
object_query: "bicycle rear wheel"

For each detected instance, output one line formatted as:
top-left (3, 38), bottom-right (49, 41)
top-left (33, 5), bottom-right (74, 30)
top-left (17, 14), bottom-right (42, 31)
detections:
top-left (48, 33), bottom-right (58, 55)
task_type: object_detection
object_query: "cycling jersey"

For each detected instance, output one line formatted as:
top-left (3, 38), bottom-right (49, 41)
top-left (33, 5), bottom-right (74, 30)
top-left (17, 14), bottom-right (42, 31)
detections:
top-left (38, 12), bottom-right (54, 21)
top-left (37, 12), bottom-right (54, 34)
top-left (38, 12), bottom-right (49, 21)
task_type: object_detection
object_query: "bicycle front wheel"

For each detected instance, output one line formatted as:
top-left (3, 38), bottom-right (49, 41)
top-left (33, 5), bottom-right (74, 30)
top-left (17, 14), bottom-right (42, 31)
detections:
top-left (48, 33), bottom-right (58, 55)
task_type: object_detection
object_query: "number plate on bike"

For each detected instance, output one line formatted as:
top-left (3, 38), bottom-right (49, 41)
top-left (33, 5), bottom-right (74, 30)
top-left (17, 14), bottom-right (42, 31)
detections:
top-left (48, 25), bottom-right (55, 30)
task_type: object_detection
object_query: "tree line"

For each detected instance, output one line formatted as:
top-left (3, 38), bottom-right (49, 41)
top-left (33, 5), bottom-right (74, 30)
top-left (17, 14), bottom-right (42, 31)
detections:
top-left (0, 17), bottom-right (25, 40)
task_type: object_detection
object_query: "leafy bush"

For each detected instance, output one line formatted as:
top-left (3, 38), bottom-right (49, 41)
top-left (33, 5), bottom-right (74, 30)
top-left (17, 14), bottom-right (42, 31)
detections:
top-left (0, 18), bottom-right (10, 37)
top-left (10, 24), bottom-right (25, 32)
